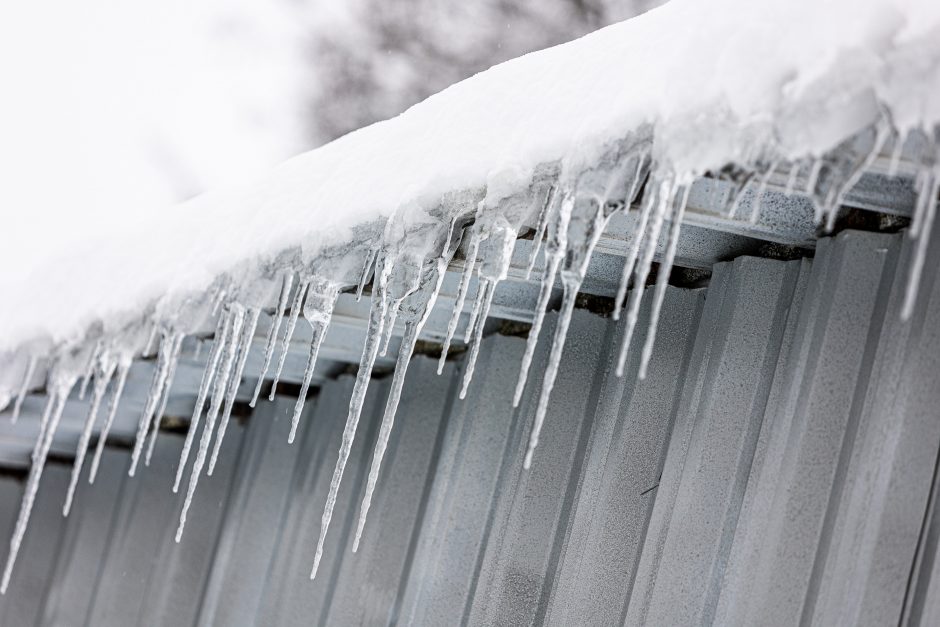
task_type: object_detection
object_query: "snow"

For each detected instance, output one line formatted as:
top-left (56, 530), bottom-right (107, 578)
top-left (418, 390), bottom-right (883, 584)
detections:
top-left (1, 0), bottom-right (938, 354)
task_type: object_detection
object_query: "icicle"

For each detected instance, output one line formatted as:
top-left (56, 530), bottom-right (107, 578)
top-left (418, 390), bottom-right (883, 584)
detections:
top-left (437, 233), bottom-right (479, 374)
top-left (176, 306), bottom-right (243, 542)
top-left (523, 278), bottom-right (578, 470)
top-left (208, 307), bottom-right (260, 475)
top-left (310, 270), bottom-right (390, 580)
top-left (288, 283), bottom-right (339, 445)
top-left (353, 235), bottom-right (454, 551)
top-left (822, 125), bottom-right (890, 232)
top-left (748, 161), bottom-right (777, 224)
top-left (269, 277), bottom-right (310, 400)
top-left (77, 341), bottom-right (100, 400)
top-left (613, 188), bottom-right (656, 321)
top-left (356, 247), bottom-right (378, 301)
top-left (462, 281), bottom-right (486, 344)
top-left (513, 195), bottom-right (572, 406)
top-left (616, 180), bottom-right (675, 377)
top-left (250, 272), bottom-right (294, 407)
top-left (89, 360), bottom-right (130, 484)
top-left (144, 332), bottom-right (184, 466)
top-left (379, 301), bottom-right (401, 357)
top-left (459, 280), bottom-right (496, 400)
top-left (638, 185), bottom-right (691, 380)
top-left (129, 332), bottom-right (175, 476)
top-left (10, 355), bottom-right (37, 424)
top-left (2, 379), bottom-right (73, 594)
top-left (524, 185), bottom-right (557, 280)
top-left (902, 170), bottom-right (939, 320)
top-left (64, 356), bottom-right (116, 516)
top-left (174, 309), bottom-right (230, 492)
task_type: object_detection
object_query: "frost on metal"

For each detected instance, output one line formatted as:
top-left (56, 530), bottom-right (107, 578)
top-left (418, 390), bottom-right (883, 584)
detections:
top-left (0, 0), bottom-right (940, 597)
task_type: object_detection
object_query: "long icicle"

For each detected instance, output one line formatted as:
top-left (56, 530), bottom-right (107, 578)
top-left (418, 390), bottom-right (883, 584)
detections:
top-left (513, 253), bottom-right (561, 407)
top-left (2, 380), bottom-right (73, 594)
top-left (269, 277), bottom-right (310, 400)
top-left (356, 247), bottom-right (378, 301)
top-left (353, 252), bottom-right (451, 550)
top-left (63, 357), bottom-right (116, 516)
top-left (512, 194), bottom-right (570, 407)
top-left (462, 281), bottom-right (487, 344)
top-left (89, 360), bottom-right (130, 484)
top-left (144, 332), bottom-right (184, 466)
top-left (129, 332), bottom-right (174, 476)
top-left (613, 187), bottom-right (657, 320)
top-left (10, 355), bottom-right (37, 424)
top-left (459, 280), bottom-right (496, 400)
top-left (289, 285), bottom-right (339, 445)
top-left (379, 300), bottom-right (401, 357)
top-left (437, 234), bottom-right (479, 374)
top-left (176, 306), bottom-right (243, 542)
top-left (251, 272), bottom-right (294, 407)
top-left (523, 279), bottom-right (578, 470)
top-left (310, 272), bottom-right (389, 580)
top-left (77, 341), bottom-right (101, 400)
top-left (208, 307), bottom-right (260, 475)
top-left (353, 320), bottom-right (420, 551)
top-left (174, 309), bottom-right (230, 492)
top-left (616, 180), bottom-right (674, 377)
top-left (638, 185), bottom-right (691, 380)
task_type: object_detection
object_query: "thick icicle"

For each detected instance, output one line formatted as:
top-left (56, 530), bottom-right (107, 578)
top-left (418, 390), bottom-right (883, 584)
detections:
top-left (613, 185), bottom-right (656, 320)
top-left (64, 356), bottom-right (116, 516)
top-left (89, 359), bottom-right (130, 484)
top-left (437, 233), bottom-right (479, 374)
top-left (144, 332), bottom-right (184, 466)
top-left (353, 222), bottom-right (458, 551)
top-left (616, 181), bottom-right (674, 377)
top-left (208, 307), bottom-right (260, 475)
top-left (269, 277), bottom-right (310, 400)
top-left (638, 184), bottom-right (691, 379)
top-left (174, 309), bottom-right (230, 492)
top-left (10, 355), bottom-right (37, 424)
top-left (129, 332), bottom-right (175, 476)
top-left (513, 193), bottom-right (571, 406)
top-left (250, 272), bottom-right (294, 407)
top-left (2, 377), bottom-right (74, 594)
top-left (310, 266), bottom-right (391, 580)
top-left (288, 281), bottom-right (339, 445)
top-left (176, 306), bottom-right (243, 542)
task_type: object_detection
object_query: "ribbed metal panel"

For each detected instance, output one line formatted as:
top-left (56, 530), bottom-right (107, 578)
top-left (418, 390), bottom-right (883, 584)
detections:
top-left (0, 227), bottom-right (938, 626)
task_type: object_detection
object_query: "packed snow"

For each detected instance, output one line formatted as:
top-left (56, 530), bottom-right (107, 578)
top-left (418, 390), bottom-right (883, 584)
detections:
top-left (1, 0), bottom-right (939, 596)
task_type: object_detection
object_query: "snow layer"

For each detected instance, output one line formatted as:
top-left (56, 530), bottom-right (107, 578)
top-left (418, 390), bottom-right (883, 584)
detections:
top-left (2, 0), bottom-right (939, 350)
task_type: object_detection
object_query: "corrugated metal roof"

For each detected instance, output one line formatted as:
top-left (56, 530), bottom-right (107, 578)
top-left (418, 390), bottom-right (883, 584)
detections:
top-left (0, 223), bottom-right (937, 625)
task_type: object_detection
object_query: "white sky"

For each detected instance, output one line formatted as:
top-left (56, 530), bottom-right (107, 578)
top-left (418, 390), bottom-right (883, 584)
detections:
top-left (0, 0), bottom-right (311, 287)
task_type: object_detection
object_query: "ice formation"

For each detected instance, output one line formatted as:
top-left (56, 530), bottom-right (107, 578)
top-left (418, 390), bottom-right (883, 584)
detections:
top-left (1, 0), bottom-right (939, 596)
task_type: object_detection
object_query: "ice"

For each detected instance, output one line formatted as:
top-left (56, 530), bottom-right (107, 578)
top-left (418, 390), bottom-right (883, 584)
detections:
top-left (288, 279), bottom-right (340, 445)
top-left (616, 180), bottom-right (674, 378)
top-left (64, 353), bottom-right (117, 516)
top-left (356, 247), bottom-right (379, 302)
top-left (10, 355), bottom-right (37, 424)
top-left (639, 184), bottom-right (691, 379)
top-left (251, 272), bottom-right (294, 407)
top-left (176, 304), bottom-right (244, 542)
top-left (902, 135), bottom-right (939, 320)
top-left (613, 174), bottom-right (655, 321)
top-left (144, 332), bottom-right (184, 466)
top-left (524, 185), bottom-right (557, 279)
top-left (129, 331), bottom-right (176, 476)
top-left (174, 309), bottom-right (230, 492)
top-left (437, 231), bottom-right (479, 374)
top-left (89, 359), bottom-right (130, 484)
top-left (208, 306), bottom-right (260, 475)
top-left (270, 277), bottom-right (310, 400)
top-left (747, 161), bottom-right (778, 224)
